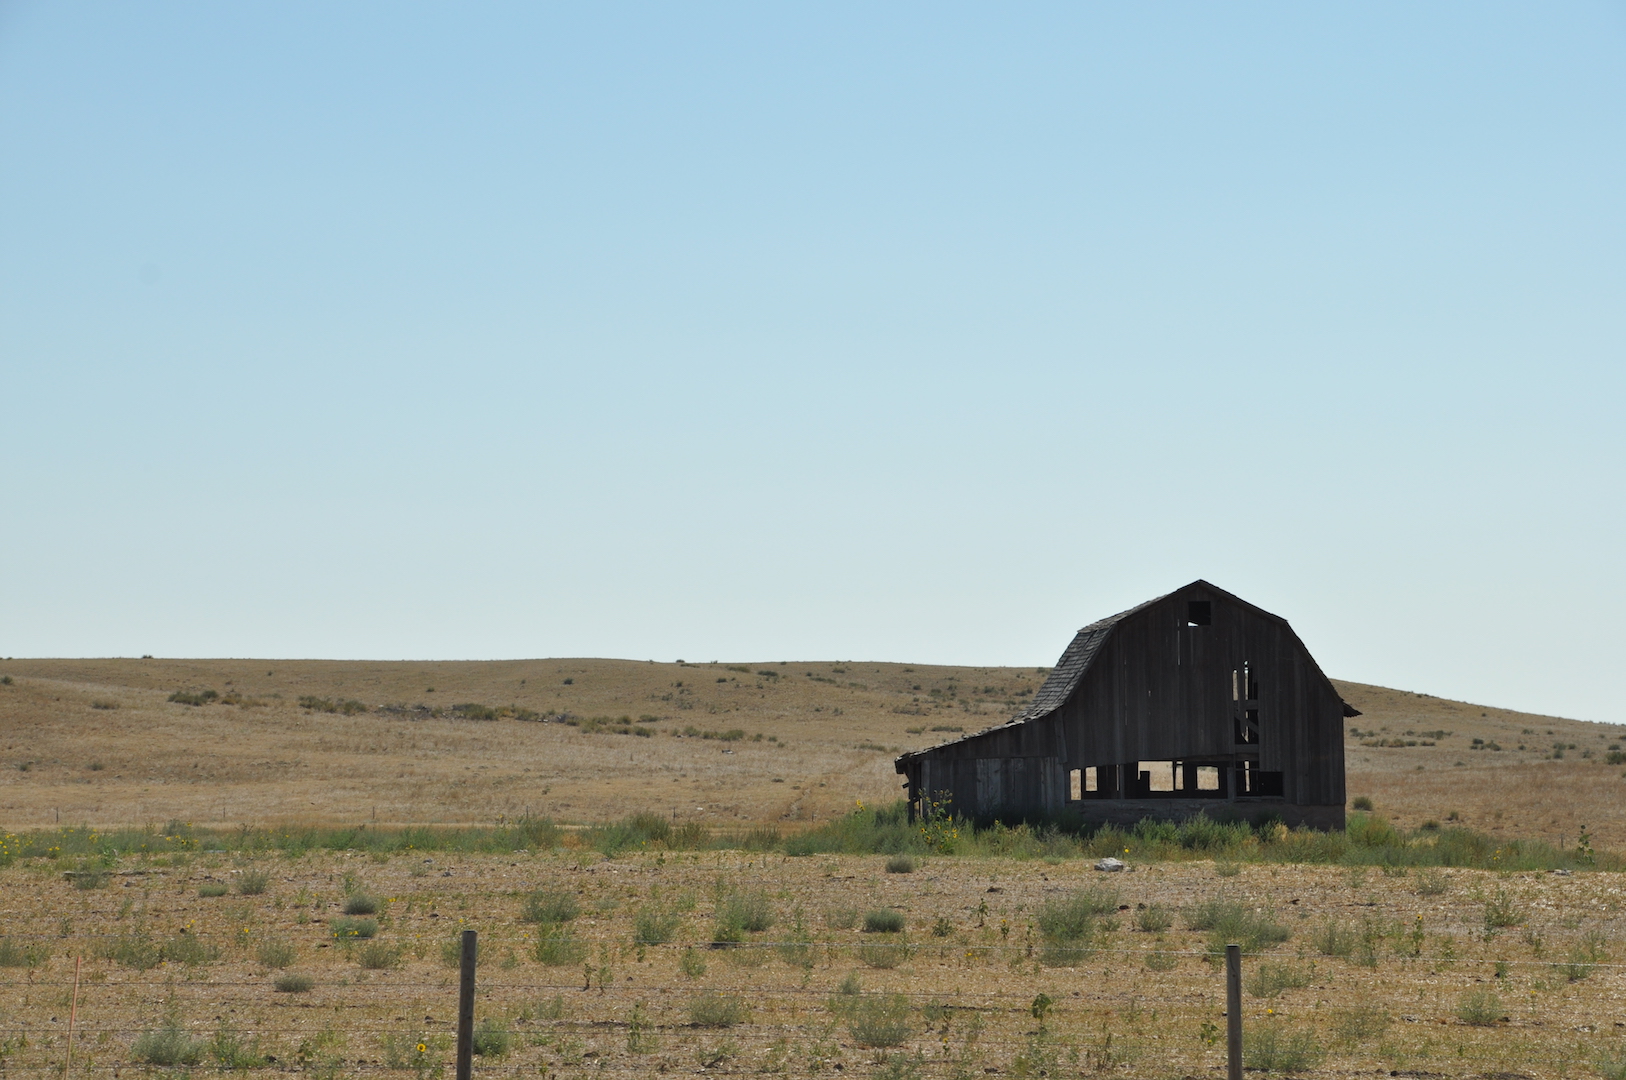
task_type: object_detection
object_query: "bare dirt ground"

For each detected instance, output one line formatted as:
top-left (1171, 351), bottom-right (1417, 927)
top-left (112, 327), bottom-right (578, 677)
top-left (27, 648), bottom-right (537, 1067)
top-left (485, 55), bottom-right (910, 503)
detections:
top-left (3, 845), bottom-right (1626, 1078)
top-left (1, 657), bottom-right (1621, 846)
top-left (2, 659), bottom-right (1625, 1078)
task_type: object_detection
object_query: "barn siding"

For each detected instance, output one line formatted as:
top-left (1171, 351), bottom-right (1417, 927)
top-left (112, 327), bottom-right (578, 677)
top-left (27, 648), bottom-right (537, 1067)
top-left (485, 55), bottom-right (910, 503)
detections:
top-left (899, 582), bottom-right (1346, 827)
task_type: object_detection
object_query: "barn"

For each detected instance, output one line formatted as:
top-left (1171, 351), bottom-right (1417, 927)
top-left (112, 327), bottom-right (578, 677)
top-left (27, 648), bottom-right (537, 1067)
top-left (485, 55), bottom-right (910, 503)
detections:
top-left (894, 581), bottom-right (1356, 830)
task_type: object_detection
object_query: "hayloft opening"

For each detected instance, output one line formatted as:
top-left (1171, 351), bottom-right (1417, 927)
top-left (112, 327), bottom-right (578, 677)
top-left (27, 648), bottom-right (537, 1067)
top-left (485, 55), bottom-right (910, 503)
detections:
top-left (1186, 600), bottom-right (1212, 626)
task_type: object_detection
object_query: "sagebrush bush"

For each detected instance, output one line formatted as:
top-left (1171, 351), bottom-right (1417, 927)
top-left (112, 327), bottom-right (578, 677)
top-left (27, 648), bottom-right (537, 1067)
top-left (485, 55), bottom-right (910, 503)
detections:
top-left (1247, 961), bottom-right (1313, 998)
top-left (98, 931), bottom-right (160, 970)
top-left (848, 993), bottom-right (912, 1048)
top-left (884, 854), bottom-right (916, 874)
top-left (343, 891), bottom-right (380, 915)
top-left (162, 932), bottom-right (220, 966)
top-left (330, 916), bottom-right (378, 941)
top-left (634, 906), bottom-right (683, 945)
top-left (826, 907), bottom-right (859, 930)
top-left (1187, 897), bottom-right (1290, 959)
top-left (199, 882), bottom-right (229, 897)
top-left (679, 947), bottom-right (707, 978)
top-left (0, 939), bottom-right (47, 968)
top-left (1037, 886), bottom-right (1117, 965)
top-left (274, 972), bottom-right (314, 993)
top-left (236, 870), bottom-right (270, 895)
top-left (357, 941), bottom-right (403, 969)
top-left (714, 891), bottom-right (774, 941)
top-left (1135, 904), bottom-right (1173, 933)
top-left (857, 939), bottom-right (912, 969)
top-left (1311, 919), bottom-right (1357, 958)
top-left (689, 992), bottom-right (749, 1028)
top-left (133, 1025), bottom-right (207, 1066)
top-left (521, 889), bottom-right (580, 924)
top-left (256, 938), bottom-right (296, 969)
top-left (863, 908), bottom-right (906, 933)
top-left (533, 924), bottom-right (588, 966)
top-left (1244, 1024), bottom-right (1324, 1071)
top-left (1458, 988), bottom-right (1503, 1026)
top-left (472, 1017), bottom-right (512, 1057)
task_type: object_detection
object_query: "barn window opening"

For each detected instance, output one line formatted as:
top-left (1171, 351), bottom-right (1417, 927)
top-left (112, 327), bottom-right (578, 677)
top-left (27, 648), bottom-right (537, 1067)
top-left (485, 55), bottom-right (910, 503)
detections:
top-left (1138, 760), bottom-right (1176, 792)
top-left (1186, 600), bottom-right (1212, 626)
top-left (1069, 769), bottom-right (1083, 801)
top-left (1196, 766), bottom-right (1220, 791)
top-left (1084, 766), bottom-right (1098, 792)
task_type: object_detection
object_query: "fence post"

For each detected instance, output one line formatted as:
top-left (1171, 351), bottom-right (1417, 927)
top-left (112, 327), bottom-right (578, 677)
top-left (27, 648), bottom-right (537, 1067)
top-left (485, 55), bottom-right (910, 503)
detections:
top-left (456, 929), bottom-right (477, 1080)
top-left (1225, 943), bottom-right (1242, 1080)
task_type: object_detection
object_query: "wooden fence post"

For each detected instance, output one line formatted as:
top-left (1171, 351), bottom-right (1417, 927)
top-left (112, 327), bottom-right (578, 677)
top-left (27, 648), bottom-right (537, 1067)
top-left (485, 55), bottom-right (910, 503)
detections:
top-left (456, 930), bottom-right (477, 1080)
top-left (1226, 943), bottom-right (1242, 1080)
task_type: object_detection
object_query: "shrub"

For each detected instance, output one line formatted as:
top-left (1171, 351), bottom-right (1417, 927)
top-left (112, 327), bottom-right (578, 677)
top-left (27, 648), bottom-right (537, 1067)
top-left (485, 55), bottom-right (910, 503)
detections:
top-left (357, 941), bottom-right (403, 969)
top-left (1246, 961), bottom-right (1313, 998)
top-left (1037, 886), bottom-right (1117, 965)
top-left (689, 992), bottom-right (749, 1028)
top-left (343, 891), bottom-right (380, 915)
top-left (236, 870), bottom-right (270, 896)
top-left (274, 972), bottom-right (315, 993)
top-left (1457, 988), bottom-right (1504, 1025)
top-left (521, 888), bottom-right (580, 924)
top-left (1135, 904), bottom-right (1173, 933)
top-left (717, 891), bottom-right (775, 934)
top-left (826, 907), bottom-right (860, 930)
top-left (199, 882), bottom-right (229, 898)
top-left (1187, 897), bottom-right (1290, 959)
top-left (533, 924), bottom-right (588, 966)
top-left (256, 938), bottom-right (296, 969)
top-left (98, 930), bottom-right (160, 970)
top-left (210, 1024), bottom-right (265, 1068)
top-left (162, 932), bottom-right (220, 966)
top-left (1243, 1024), bottom-right (1324, 1071)
top-left (857, 939), bottom-right (913, 969)
top-left (330, 917), bottom-right (378, 941)
top-left (0, 938), bottom-right (47, 968)
top-left (863, 908), bottom-right (906, 934)
top-left (168, 689), bottom-right (219, 707)
top-left (884, 854), bottom-right (916, 874)
top-left (133, 1025), bottom-right (207, 1066)
top-left (1414, 868), bottom-right (1449, 896)
top-left (1555, 931), bottom-right (1608, 981)
top-left (679, 947), bottom-right (707, 978)
top-left (1483, 886), bottom-right (1523, 930)
top-left (71, 867), bottom-right (108, 890)
top-left (1330, 1004), bottom-right (1391, 1045)
top-left (1351, 796), bottom-right (1374, 811)
top-left (440, 935), bottom-right (465, 968)
top-left (848, 993), bottom-right (912, 1048)
top-left (634, 906), bottom-right (683, 945)
top-left (472, 1017), bottom-right (512, 1057)
top-left (1311, 920), bottom-right (1357, 958)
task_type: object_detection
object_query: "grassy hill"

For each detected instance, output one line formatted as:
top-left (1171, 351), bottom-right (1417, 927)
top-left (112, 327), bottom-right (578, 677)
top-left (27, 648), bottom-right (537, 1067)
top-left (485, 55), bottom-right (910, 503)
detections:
top-left (1, 657), bottom-right (1619, 847)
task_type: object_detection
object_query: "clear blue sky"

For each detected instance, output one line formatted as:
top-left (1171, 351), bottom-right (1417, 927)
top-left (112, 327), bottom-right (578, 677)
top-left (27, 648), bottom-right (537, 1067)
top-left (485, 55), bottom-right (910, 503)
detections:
top-left (2, 3), bottom-right (1622, 723)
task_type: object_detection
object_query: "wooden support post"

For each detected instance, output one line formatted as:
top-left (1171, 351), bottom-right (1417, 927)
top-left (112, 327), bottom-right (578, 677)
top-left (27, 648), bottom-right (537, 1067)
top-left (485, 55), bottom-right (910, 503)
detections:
top-left (1226, 943), bottom-right (1242, 1080)
top-left (63, 955), bottom-right (81, 1079)
top-left (456, 930), bottom-right (477, 1080)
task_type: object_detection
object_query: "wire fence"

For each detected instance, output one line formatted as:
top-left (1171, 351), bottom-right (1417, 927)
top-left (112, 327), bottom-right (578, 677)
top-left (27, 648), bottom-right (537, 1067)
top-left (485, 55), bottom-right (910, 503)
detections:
top-left (1, 934), bottom-right (1621, 1078)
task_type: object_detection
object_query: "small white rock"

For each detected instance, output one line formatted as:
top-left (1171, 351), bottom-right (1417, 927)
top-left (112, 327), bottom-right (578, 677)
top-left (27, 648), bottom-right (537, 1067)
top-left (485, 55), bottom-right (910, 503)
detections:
top-left (1094, 857), bottom-right (1126, 872)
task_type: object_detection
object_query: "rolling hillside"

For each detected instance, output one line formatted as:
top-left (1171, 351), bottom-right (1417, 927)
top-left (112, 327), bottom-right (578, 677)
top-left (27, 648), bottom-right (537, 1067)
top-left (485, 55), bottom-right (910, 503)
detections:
top-left (1, 657), bottom-right (1619, 847)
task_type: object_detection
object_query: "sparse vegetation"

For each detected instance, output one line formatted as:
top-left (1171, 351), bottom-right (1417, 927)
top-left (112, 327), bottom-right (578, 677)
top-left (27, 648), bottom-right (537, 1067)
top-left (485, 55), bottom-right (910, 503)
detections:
top-left (273, 972), bottom-right (314, 993)
top-left (688, 992), bottom-right (749, 1028)
top-left (1457, 988), bottom-right (1504, 1025)
top-left (521, 888), bottom-right (580, 924)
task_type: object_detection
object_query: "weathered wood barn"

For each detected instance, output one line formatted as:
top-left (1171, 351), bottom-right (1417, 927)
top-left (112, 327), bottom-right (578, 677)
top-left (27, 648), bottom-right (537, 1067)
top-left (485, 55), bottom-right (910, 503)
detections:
top-left (895, 581), bottom-right (1356, 829)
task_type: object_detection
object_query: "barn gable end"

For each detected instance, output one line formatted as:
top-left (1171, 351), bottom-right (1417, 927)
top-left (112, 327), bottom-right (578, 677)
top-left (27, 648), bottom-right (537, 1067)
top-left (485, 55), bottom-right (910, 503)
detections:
top-left (895, 581), bottom-right (1351, 830)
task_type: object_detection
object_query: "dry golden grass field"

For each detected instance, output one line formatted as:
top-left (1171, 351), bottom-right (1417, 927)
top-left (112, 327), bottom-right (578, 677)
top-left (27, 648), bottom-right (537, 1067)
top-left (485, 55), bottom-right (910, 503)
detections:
top-left (3, 658), bottom-right (1626, 1079)
top-left (0, 657), bottom-right (1622, 846)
